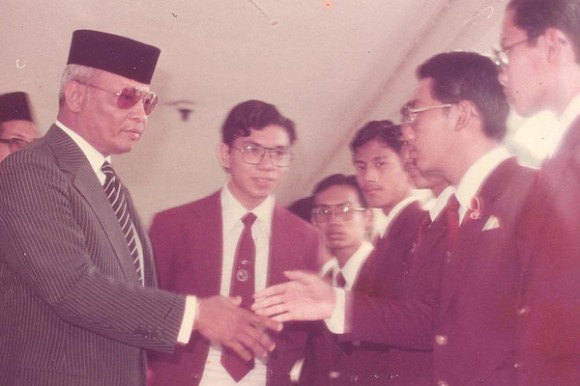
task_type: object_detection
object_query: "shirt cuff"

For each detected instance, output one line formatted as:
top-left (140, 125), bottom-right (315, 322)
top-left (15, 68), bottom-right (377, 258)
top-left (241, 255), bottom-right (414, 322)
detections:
top-left (324, 288), bottom-right (345, 334)
top-left (177, 295), bottom-right (197, 344)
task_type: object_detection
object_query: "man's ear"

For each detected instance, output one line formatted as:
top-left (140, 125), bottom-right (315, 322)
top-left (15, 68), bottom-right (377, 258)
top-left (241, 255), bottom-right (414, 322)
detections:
top-left (454, 100), bottom-right (479, 131)
top-left (63, 81), bottom-right (86, 113)
top-left (218, 142), bottom-right (231, 169)
top-left (544, 27), bottom-right (571, 64)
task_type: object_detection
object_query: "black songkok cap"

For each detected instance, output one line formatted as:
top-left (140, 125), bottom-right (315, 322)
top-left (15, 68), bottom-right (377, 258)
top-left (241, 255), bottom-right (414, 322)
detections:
top-left (0, 92), bottom-right (34, 124)
top-left (67, 29), bottom-right (161, 85)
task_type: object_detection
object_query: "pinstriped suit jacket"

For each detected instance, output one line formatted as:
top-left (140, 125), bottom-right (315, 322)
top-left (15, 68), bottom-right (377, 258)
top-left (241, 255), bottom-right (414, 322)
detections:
top-left (0, 125), bottom-right (186, 386)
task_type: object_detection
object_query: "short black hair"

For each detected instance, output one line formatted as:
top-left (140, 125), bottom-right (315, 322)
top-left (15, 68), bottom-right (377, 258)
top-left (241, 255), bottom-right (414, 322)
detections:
top-left (417, 51), bottom-right (509, 140)
top-left (312, 173), bottom-right (367, 208)
top-left (221, 100), bottom-right (297, 146)
top-left (509, 0), bottom-right (580, 64)
top-left (349, 120), bottom-right (402, 153)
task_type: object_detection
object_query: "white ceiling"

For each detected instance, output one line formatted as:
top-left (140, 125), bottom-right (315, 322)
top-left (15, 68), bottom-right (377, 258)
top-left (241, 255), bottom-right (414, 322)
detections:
top-left (3, 0), bottom-right (546, 224)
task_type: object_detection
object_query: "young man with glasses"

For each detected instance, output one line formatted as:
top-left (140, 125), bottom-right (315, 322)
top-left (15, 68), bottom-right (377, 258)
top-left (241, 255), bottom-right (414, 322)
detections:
top-left (148, 99), bottom-right (318, 386)
top-left (497, 0), bottom-right (580, 384)
top-left (0, 91), bottom-right (39, 163)
top-left (401, 51), bottom-right (536, 386)
top-left (300, 172), bottom-right (434, 385)
top-left (0, 31), bottom-right (281, 386)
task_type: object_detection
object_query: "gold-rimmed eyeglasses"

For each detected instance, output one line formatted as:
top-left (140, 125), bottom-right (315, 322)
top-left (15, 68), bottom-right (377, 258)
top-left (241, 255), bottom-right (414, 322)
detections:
top-left (400, 104), bottom-right (453, 127)
top-left (80, 82), bottom-right (158, 115)
top-left (231, 143), bottom-right (293, 167)
top-left (311, 202), bottom-right (366, 223)
top-left (493, 38), bottom-right (530, 67)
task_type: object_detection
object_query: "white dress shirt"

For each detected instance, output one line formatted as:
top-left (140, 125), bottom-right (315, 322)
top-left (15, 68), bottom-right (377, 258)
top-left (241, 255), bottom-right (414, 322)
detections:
top-left (320, 241), bottom-right (375, 290)
top-left (429, 186), bottom-right (455, 222)
top-left (455, 146), bottom-right (511, 223)
top-left (326, 196), bottom-right (417, 334)
top-left (199, 184), bottom-right (274, 386)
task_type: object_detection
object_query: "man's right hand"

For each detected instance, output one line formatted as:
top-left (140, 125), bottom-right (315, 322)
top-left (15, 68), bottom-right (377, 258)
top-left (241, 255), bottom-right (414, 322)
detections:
top-left (195, 296), bottom-right (283, 361)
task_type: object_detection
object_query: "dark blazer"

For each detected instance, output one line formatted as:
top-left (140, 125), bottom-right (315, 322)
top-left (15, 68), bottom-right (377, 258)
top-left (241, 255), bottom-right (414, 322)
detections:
top-left (0, 126), bottom-right (185, 386)
top-left (516, 117), bottom-right (580, 385)
top-left (433, 157), bottom-right (536, 386)
top-left (302, 201), bottom-right (434, 385)
top-left (147, 191), bottom-right (319, 386)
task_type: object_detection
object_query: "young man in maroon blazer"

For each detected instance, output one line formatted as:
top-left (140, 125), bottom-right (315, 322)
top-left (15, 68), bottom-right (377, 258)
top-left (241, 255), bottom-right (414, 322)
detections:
top-left (300, 173), bottom-right (432, 385)
top-left (148, 100), bottom-right (318, 386)
top-left (401, 51), bottom-right (536, 385)
top-left (497, 0), bottom-right (580, 383)
top-left (253, 52), bottom-right (536, 386)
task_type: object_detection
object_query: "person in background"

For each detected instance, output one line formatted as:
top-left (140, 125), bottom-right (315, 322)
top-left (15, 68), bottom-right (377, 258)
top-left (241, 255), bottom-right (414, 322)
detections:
top-left (0, 91), bottom-right (39, 163)
top-left (148, 99), bottom-right (318, 386)
top-left (497, 0), bottom-right (580, 383)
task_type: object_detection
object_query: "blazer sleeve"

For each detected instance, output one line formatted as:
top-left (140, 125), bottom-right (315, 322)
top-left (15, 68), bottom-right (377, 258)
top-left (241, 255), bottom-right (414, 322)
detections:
top-left (0, 152), bottom-right (186, 353)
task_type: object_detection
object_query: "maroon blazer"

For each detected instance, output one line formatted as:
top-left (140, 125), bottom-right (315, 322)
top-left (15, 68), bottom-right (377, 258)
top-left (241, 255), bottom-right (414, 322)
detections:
top-left (147, 191), bottom-right (318, 386)
top-left (516, 117), bottom-right (580, 385)
top-left (433, 157), bottom-right (536, 386)
top-left (313, 201), bottom-right (435, 385)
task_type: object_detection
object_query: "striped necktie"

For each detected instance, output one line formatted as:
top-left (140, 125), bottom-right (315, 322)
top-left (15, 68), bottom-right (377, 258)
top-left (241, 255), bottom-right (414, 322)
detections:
top-left (101, 161), bottom-right (143, 284)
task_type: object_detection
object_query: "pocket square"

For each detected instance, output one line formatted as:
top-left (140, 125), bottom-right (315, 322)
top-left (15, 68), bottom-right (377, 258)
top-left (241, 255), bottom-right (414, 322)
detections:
top-left (482, 215), bottom-right (501, 231)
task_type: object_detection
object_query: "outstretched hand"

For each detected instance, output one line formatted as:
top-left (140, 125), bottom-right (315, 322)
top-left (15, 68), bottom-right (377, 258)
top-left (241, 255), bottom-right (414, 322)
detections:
top-left (252, 270), bottom-right (337, 322)
top-left (195, 296), bottom-right (283, 361)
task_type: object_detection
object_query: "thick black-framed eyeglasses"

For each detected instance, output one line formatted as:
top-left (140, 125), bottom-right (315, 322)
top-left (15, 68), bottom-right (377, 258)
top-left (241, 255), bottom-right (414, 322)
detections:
top-left (231, 144), bottom-right (293, 167)
top-left (0, 137), bottom-right (31, 152)
top-left (81, 82), bottom-right (158, 115)
top-left (312, 202), bottom-right (366, 223)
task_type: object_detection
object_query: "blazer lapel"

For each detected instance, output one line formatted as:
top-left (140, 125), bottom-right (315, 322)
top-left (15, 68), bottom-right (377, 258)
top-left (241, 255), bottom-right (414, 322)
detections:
top-left (45, 126), bottom-right (137, 282)
top-left (195, 192), bottom-right (224, 295)
top-left (439, 158), bottom-right (516, 313)
top-left (269, 205), bottom-right (298, 285)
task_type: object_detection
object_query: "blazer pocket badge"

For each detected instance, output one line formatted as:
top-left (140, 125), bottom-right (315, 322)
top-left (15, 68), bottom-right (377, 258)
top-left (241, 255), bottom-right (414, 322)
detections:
top-left (482, 215), bottom-right (501, 231)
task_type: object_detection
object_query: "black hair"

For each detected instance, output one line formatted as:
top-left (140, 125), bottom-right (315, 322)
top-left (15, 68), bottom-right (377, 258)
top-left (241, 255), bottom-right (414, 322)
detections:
top-left (221, 100), bottom-right (297, 145)
top-left (417, 51), bottom-right (509, 140)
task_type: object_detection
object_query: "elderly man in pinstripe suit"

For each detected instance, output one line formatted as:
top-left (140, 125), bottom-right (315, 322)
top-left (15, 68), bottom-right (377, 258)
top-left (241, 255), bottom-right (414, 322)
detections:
top-left (0, 30), bottom-right (279, 386)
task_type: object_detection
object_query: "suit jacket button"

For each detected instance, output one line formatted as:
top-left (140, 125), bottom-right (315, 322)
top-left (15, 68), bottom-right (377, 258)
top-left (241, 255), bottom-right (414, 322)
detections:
top-left (518, 306), bottom-right (529, 316)
top-left (437, 381), bottom-right (449, 386)
top-left (435, 334), bottom-right (448, 346)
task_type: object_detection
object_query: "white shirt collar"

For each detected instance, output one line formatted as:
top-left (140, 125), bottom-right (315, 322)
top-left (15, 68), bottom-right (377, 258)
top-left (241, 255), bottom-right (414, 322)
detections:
top-left (376, 196), bottom-right (419, 238)
top-left (455, 146), bottom-right (511, 213)
top-left (320, 241), bottom-right (374, 289)
top-left (430, 185), bottom-right (455, 221)
top-left (55, 120), bottom-right (110, 184)
top-left (220, 183), bottom-right (274, 238)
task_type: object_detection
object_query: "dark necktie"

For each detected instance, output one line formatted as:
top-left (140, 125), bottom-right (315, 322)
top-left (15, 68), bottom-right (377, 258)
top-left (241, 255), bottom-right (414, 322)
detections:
top-left (221, 212), bottom-right (257, 381)
top-left (101, 162), bottom-right (143, 284)
top-left (335, 270), bottom-right (347, 288)
top-left (445, 195), bottom-right (461, 252)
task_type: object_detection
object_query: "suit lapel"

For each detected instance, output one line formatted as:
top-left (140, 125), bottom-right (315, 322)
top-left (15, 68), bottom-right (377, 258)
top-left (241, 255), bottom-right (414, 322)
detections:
top-left (439, 158), bottom-right (517, 313)
top-left (269, 205), bottom-right (298, 285)
top-left (191, 192), bottom-right (223, 295)
top-left (45, 126), bottom-right (137, 282)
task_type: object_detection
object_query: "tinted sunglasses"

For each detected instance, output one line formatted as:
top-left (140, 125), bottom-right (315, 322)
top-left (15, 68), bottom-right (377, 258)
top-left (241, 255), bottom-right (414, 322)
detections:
top-left (81, 82), bottom-right (158, 115)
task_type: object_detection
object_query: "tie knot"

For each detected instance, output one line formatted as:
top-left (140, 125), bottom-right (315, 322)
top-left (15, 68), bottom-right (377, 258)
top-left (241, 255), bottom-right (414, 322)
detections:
top-left (335, 270), bottom-right (347, 288)
top-left (447, 195), bottom-right (460, 212)
top-left (242, 213), bottom-right (257, 227)
top-left (101, 161), bottom-right (116, 179)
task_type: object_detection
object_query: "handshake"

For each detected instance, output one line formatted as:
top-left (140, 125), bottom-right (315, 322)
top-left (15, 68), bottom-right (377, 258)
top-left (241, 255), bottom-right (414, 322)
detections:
top-left (195, 270), bottom-right (337, 360)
